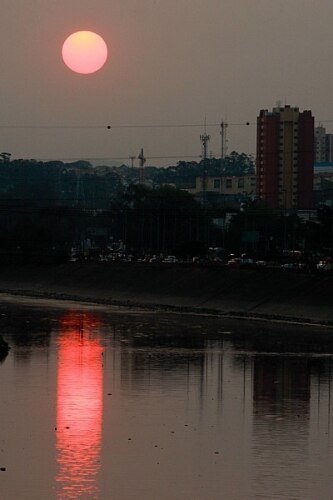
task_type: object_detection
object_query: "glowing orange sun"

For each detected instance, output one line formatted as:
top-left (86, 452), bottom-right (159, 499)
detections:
top-left (62, 31), bottom-right (108, 75)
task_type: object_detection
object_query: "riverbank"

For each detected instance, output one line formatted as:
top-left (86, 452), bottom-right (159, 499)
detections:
top-left (0, 263), bottom-right (332, 325)
top-left (0, 334), bottom-right (9, 359)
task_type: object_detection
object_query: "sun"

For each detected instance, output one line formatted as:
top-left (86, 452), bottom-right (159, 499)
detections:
top-left (62, 31), bottom-right (108, 75)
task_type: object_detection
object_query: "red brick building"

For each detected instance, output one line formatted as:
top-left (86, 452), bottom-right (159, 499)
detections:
top-left (257, 105), bottom-right (314, 209)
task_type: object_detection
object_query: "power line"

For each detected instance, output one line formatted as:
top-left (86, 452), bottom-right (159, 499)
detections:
top-left (0, 119), bottom-right (332, 131)
top-left (0, 122), bottom-right (251, 130)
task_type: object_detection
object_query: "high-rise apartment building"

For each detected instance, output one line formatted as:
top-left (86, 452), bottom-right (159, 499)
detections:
top-left (314, 125), bottom-right (333, 163)
top-left (326, 134), bottom-right (333, 162)
top-left (315, 126), bottom-right (327, 163)
top-left (257, 105), bottom-right (314, 209)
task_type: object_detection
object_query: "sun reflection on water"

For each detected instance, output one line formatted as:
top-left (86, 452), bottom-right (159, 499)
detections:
top-left (56, 312), bottom-right (103, 499)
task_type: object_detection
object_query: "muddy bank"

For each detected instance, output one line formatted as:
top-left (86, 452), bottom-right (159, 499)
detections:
top-left (0, 263), bottom-right (332, 324)
top-left (0, 334), bottom-right (9, 359)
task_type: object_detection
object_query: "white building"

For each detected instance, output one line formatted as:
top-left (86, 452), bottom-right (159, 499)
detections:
top-left (314, 126), bottom-right (333, 163)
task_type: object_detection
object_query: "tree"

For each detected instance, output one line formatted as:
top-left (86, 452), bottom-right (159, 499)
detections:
top-left (222, 152), bottom-right (255, 176)
top-left (0, 152), bottom-right (11, 162)
top-left (119, 185), bottom-right (216, 256)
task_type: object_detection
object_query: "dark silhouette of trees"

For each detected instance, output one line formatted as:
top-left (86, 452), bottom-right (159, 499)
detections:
top-left (0, 156), bottom-right (329, 264)
top-left (118, 152), bottom-right (255, 188)
top-left (116, 184), bottom-right (216, 256)
top-left (222, 152), bottom-right (255, 176)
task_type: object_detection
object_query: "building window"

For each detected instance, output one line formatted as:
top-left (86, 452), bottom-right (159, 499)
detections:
top-left (238, 178), bottom-right (244, 188)
top-left (226, 179), bottom-right (232, 189)
top-left (213, 179), bottom-right (221, 189)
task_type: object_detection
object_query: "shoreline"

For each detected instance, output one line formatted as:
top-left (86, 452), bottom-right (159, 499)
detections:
top-left (0, 263), bottom-right (332, 327)
top-left (0, 286), bottom-right (332, 329)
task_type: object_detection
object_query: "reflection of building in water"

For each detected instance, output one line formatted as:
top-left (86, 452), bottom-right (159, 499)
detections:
top-left (113, 333), bottom-right (253, 425)
top-left (253, 357), bottom-right (311, 417)
top-left (117, 336), bottom-right (226, 407)
top-left (56, 312), bottom-right (103, 499)
top-left (309, 358), bottom-right (333, 440)
top-left (251, 355), bottom-right (333, 499)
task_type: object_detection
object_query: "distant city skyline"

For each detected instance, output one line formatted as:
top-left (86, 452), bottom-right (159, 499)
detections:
top-left (1, 0), bottom-right (333, 165)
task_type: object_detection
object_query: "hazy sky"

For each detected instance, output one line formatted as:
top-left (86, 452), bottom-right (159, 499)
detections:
top-left (1, 0), bottom-right (332, 166)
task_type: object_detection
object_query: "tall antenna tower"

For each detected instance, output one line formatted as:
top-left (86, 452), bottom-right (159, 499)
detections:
top-left (138, 148), bottom-right (146, 183)
top-left (220, 120), bottom-right (228, 160)
top-left (200, 124), bottom-right (210, 204)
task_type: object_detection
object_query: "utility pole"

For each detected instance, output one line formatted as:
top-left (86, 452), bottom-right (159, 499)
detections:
top-left (220, 120), bottom-right (228, 172)
top-left (138, 148), bottom-right (146, 183)
top-left (200, 127), bottom-right (210, 204)
top-left (129, 156), bottom-right (136, 169)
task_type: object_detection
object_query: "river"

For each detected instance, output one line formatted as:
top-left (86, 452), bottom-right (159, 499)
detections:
top-left (0, 294), bottom-right (332, 500)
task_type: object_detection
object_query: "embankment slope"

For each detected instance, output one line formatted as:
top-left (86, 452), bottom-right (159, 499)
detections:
top-left (0, 263), bottom-right (332, 323)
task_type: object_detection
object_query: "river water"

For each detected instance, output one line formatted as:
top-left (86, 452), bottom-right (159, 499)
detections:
top-left (0, 295), bottom-right (333, 500)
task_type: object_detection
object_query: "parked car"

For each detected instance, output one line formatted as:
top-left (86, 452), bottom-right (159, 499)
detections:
top-left (241, 258), bottom-right (254, 267)
top-left (162, 255), bottom-right (178, 263)
top-left (317, 260), bottom-right (333, 270)
top-left (281, 262), bottom-right (305, 269)
top-left (227, 258), bottom-right (242, 268)
top-left (255, 260), bottom-right (267, 267)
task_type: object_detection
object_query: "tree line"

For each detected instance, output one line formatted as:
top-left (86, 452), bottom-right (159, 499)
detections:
top-left (0, 156), bottom-right (331, 264)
